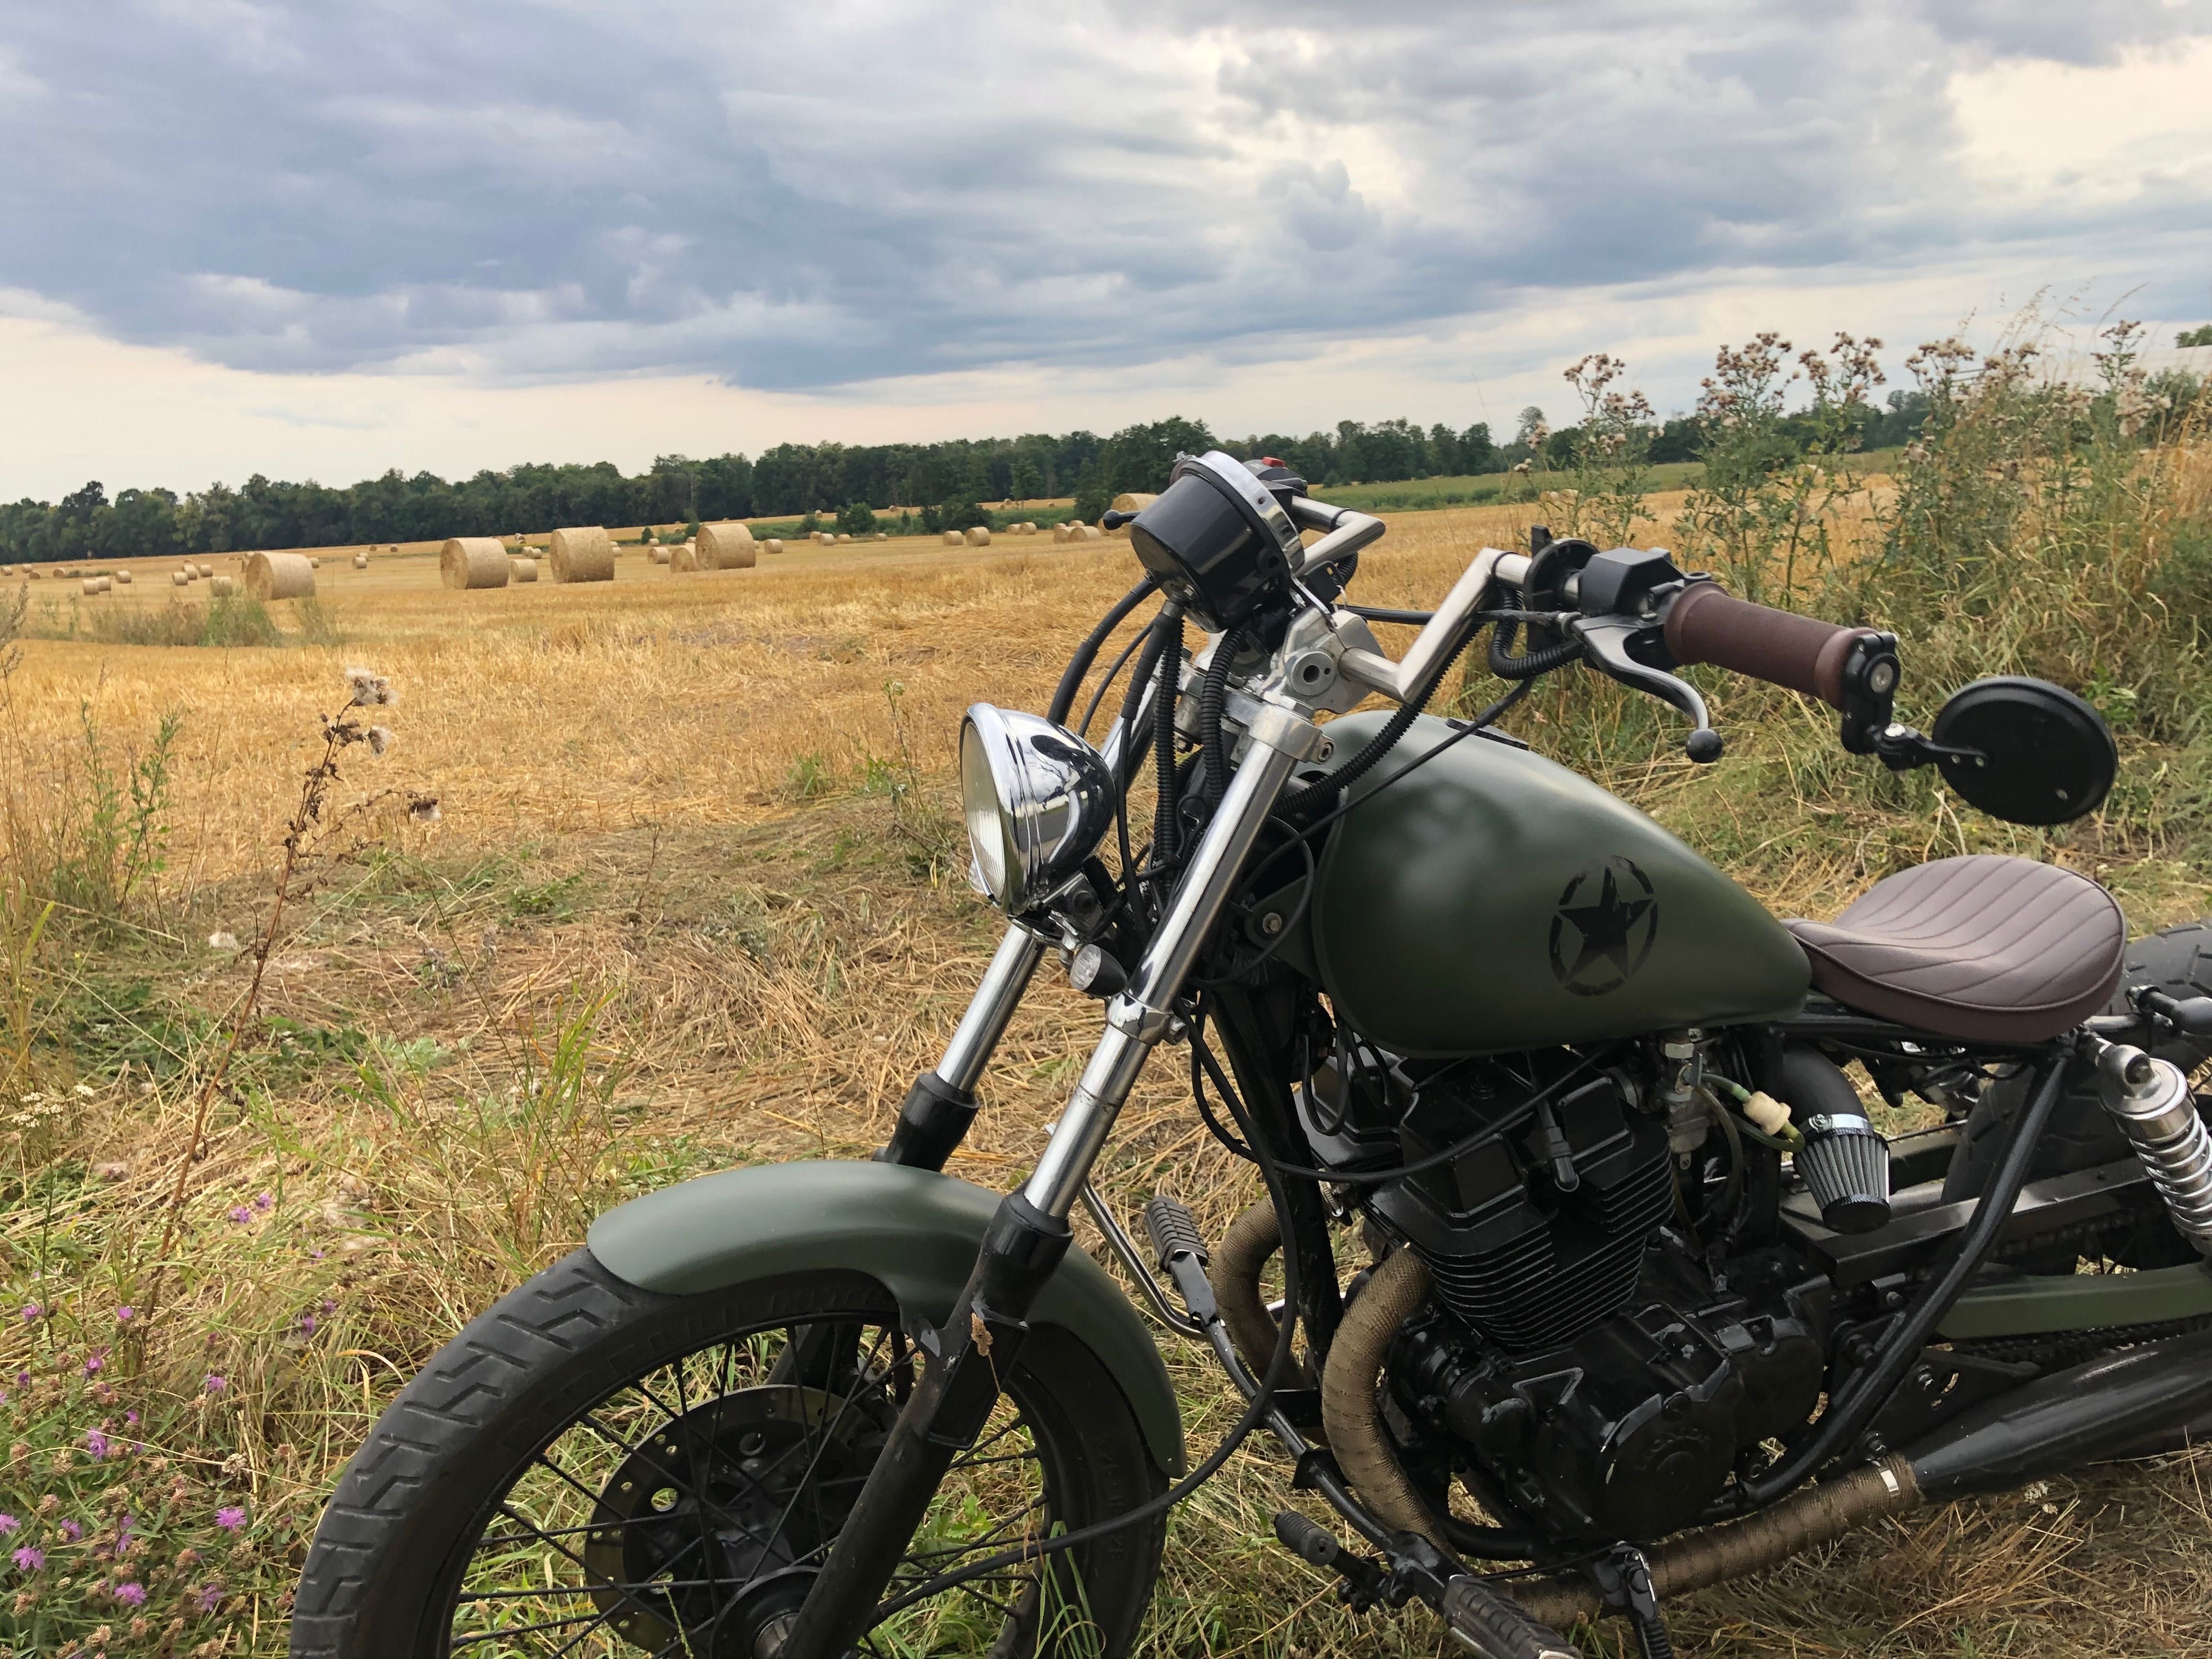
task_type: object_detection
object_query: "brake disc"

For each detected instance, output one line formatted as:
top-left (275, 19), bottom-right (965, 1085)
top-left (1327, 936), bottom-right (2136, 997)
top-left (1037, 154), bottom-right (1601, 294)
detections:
top-left (582, 1383), bottom-right (890, 1653)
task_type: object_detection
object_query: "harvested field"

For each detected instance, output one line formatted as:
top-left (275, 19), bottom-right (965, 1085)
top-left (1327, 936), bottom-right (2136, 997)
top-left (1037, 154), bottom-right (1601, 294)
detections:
top-left (2, 450), bottom-right (2210, 1656)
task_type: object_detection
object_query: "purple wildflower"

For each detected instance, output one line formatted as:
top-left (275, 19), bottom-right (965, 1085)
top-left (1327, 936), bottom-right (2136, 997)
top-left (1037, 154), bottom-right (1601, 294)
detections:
top-left (0, 1515), bottom-right (14, 1533)
top-left (202, 1374), bottom-right (227, 1395)
top-left (59, 1520), bottom-right (82, 1542)
top-left (84, 1429), bottom-right (110, 1459)
top-left (114, 1306), bottom-right (134, 1325)
top-left (253, 1190), bottom-right (274, 1213)
top-left (123, 1410), bottom-right (138, 1428)
top-left (213, 1507), bottom-right (245, 1531)
top-left (114, 1580), bottom-right (145, 1606)
top-left (298, 1314), bottom-right (317, 1335)
top-left (195, 1584), bottom-right (223, 1612)
top-left (10, 1545), bottom-right (41, 1571)
top-left (18, 1304), bottom-right (41, 1323)
top-left (227, 1206), bottom-right (251, 1224)
top-left (83, 1348), bottom-right (106, 1376)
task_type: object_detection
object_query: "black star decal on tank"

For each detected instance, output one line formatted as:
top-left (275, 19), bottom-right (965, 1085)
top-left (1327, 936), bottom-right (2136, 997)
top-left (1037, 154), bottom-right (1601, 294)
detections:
top-left (1548, 856), bottom-right (1661, 996)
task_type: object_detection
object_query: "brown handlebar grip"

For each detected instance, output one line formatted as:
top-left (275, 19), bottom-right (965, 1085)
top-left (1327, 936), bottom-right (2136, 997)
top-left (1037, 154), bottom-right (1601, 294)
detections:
top-left (1662, 583), bottom-right (1878, 709)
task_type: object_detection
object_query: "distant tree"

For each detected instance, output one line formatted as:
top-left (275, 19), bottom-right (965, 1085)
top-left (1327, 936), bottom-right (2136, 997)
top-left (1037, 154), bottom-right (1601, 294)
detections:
top-left (836, 500), bottom-right (878, 538)
top-left (1008, 456), bottom-right (1044, 501)
top-left (1071, 463), bottom-right (1110, 527)
top-left (2177, 324), bottom-right (2212, 348)
top-left (1514, 407), bottom-right (1549, 446)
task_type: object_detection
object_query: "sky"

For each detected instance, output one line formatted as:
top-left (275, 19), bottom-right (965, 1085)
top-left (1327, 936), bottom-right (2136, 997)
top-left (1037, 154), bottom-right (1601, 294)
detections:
top-left (2, 0), bottom-right (2210, 501)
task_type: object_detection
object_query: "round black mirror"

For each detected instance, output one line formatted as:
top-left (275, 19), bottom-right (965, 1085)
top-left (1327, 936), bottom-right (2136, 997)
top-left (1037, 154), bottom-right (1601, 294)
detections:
top-left (1929, 676), bottom-right (2116, 825)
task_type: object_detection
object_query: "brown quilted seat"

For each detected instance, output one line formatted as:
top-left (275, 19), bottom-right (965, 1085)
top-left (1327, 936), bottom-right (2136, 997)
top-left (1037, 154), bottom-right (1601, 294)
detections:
top-left (1786, 854), bottom-right (2125, 1042)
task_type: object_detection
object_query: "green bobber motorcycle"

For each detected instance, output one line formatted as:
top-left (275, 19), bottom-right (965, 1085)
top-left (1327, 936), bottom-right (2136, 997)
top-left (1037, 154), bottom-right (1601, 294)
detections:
top-left (294, 452), bottom-right (2212, 1658)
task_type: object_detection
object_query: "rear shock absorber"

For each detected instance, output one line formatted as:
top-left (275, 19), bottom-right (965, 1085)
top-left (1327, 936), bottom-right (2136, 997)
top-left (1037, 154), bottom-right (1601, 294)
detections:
top-left (2094, 1042), bottom-right (2212, 1258)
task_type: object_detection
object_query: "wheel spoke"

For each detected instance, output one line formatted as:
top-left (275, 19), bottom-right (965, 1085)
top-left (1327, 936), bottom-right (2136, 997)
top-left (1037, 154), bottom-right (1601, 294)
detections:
top-left (446, 1308), bottom-right (1068, 1655)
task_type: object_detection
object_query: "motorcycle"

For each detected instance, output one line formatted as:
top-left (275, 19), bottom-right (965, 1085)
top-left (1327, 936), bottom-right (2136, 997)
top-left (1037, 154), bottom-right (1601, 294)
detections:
top-left (291, 452), bottom-right (2212, 1659)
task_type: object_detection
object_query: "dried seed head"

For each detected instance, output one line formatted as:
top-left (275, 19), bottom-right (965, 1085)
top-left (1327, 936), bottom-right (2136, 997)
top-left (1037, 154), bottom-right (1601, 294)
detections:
top-left (365, 726), bottom-right (392, 757)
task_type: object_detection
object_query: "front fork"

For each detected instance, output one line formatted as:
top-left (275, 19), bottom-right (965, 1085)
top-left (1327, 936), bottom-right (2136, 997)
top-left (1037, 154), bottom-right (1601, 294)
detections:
top-left (783, 709), bottom-right (1319, 1655)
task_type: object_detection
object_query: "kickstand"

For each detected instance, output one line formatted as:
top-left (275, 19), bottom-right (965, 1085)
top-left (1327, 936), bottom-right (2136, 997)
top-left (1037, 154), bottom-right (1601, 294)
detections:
top-left (1587, 1545), bottom-right (1673, 1659)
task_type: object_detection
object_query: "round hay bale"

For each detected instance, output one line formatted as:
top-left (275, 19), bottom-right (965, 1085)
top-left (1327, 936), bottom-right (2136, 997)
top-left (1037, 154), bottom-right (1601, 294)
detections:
top-left (835, 533), bottom-right (853, 544)
top-left (198, 562), bottom-right (216, 578)
top-left (81, 577), bottom-right (101, 596)
top-left (1081, 525), bottom-right (1104, 541)
top-left (211, 575), bottom-right (236, 597)
top-left (510, 557), bottom-right (540, 583)
top-left (172, 570), bottom-right (190, 587)
top-left (353, 551), bottom-right (369, 569)
top-left (650, 545), bottom-right (671, 565)
top-left (670, 542), bottom-right (703, 572)
top-left (1110, 493), bottom-right (1159, 515)
top-left (245, 551), bottom-right (316, 598)
top-left (1052, 525), bottom-right (1070, 544)
top-left (942, 529), bottom-right (963, 546)
top-left (698, 522), bottom-right (757, 571)
top-left (549, 526), bottom-right (615, 583)
top-left (113, 569), bottom-right (132, 585)
top-left (25, 569), bottom-right (41, 580)
top-left (437, 539), bottom-right (509, 591)
top-left (964, 527), bottom-right (991, 546)
top-left (763, 538), bottom-right (785, 554)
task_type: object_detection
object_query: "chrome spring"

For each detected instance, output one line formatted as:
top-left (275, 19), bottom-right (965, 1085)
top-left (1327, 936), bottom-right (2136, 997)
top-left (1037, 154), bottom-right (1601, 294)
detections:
top-left (2097, 1046), bottom-right (2212, 1255)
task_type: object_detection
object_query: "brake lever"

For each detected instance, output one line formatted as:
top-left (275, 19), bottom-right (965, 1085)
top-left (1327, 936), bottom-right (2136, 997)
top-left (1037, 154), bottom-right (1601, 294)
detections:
top-left (1571, 615), bottom-right (1724, 763)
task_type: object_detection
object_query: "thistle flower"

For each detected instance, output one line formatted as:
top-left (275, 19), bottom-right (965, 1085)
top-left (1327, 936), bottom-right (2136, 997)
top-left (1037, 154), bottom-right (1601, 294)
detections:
top-left (114, 1306), bottom-right (134, 1325)
top-left (226, 1206), bottom-right (251, 1225)
top-left (12, 1545), bottom-right (42, 1571)
top-left (19, 1303), bottom-right (42, 1323)
top-left (202, 1374), bottom-right (226, 1395)
top-left (213, 1508), bottom-right (244, 1531)
top-left (408, 794), bottom-right (442, 824)
top-left (195, 1583), bottom-right (223, 1612)
top-left (84, 1429), bottom-right (110, 1459)
top-left (343, 667), bottom-right (396, 708)
top-left (0, 1515), bottom-right (15, 1533)
top-left (365, 725), bottom-right (393, 757)
top-left (60, 1520), bottom-right (82, 1542)
top-left (253, 1190), bottom-right (274, 1214)
top-left (114, 1581), bottom-right (145, 1606)
top-left (83, 1348), bottom-right (106, 1376)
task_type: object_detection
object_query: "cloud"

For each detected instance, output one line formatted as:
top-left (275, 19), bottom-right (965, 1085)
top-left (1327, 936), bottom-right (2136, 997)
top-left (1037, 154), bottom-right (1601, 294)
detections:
top-left (0, 0), bottom-right (2208, 417)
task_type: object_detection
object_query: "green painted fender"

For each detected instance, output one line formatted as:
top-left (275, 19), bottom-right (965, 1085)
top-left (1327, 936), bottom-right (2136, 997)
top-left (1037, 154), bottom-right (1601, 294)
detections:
top-left (587, 1159), bottom-right (1184, 1476)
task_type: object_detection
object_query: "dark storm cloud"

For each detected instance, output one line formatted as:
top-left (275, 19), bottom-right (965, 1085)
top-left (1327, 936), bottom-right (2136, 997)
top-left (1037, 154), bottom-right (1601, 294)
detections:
top-left (1, 0), bottom-right (2205, 390)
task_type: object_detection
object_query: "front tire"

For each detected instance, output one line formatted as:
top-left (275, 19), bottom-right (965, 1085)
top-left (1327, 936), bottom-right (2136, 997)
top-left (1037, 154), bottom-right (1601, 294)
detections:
top-left (292, 1251), bottom-right (1166, 1657)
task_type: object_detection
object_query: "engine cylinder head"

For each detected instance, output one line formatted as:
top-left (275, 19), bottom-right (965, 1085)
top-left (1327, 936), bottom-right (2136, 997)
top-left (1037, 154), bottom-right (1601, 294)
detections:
top-left (2096, 1044), bottom-right (2212, 1256)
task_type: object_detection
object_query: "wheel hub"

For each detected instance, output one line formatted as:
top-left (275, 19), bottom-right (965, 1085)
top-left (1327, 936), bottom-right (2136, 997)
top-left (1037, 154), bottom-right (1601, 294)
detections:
top-left (583, 1384), bottom-right (888, 1652)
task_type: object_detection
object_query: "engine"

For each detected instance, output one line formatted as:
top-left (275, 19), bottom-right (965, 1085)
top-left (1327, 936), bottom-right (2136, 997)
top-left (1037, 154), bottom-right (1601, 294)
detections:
top-left (1302, 1039), bottom-right (1830, 1539)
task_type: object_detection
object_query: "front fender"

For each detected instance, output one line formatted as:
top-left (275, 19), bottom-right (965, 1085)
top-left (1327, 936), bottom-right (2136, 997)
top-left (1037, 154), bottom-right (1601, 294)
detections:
top-left (587, 1159), bottom-right (1184, 1475)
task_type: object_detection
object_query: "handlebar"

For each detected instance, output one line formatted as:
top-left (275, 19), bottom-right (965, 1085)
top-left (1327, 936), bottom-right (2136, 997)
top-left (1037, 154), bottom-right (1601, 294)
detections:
top-left (1661, 582), bottom-right (1882, 712)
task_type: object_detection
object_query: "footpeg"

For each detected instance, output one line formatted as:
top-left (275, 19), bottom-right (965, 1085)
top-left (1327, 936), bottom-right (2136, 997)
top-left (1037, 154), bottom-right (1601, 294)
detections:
top-left (1142, 1194), bottom-right (1220, 1322)
top-left (1440, 1575), bottom-right (1584, 1659)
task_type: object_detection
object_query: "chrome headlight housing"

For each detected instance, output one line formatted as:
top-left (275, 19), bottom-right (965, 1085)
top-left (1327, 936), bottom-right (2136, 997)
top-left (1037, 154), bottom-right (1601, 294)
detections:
top-left (959, 704), bottom-right (1115, 913)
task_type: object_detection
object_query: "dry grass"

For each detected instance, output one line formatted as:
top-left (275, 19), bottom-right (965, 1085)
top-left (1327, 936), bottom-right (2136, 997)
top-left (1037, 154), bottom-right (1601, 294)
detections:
top-left (2, 472), bottom-right (2210, 1655)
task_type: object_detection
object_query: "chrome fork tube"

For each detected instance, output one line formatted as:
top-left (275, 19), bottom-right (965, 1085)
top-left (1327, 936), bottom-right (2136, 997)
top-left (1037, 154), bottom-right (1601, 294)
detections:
top-left (878, 924), bottom-right (1045, 1170)
top-left (1022, 730), bottom-right (1306, 1219)
top-left (935, 924), bottom-right (1046, 1093)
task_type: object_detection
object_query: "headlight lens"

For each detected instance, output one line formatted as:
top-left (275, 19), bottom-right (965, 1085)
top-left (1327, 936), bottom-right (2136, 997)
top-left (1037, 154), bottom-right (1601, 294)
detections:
top-left (958, 704), bottom-right (1116, 913)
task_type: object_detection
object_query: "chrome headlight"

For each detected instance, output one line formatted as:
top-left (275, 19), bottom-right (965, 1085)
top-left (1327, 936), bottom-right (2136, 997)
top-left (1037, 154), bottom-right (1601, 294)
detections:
top-left (958, 704), bottom-right (1115, 913)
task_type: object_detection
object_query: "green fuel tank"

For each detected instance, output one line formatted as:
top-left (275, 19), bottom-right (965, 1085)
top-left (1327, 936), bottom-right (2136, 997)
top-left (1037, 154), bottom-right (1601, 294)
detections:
top-left (1307, 711), bottom-right (1809, 1057)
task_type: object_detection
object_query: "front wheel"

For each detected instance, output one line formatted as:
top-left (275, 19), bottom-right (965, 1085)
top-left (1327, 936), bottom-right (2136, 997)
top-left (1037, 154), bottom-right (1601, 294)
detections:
top-left (292, 1251), bottom-right (1166, 1658)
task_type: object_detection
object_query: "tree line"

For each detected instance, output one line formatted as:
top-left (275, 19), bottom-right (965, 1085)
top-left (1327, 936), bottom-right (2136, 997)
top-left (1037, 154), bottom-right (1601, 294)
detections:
top-left (2, 395), bottom-right (1943, 566)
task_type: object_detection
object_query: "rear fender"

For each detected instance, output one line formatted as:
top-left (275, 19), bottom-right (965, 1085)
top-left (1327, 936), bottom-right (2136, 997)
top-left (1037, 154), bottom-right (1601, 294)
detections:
top-left (587, 1159), bottom-right (1184, 1475)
